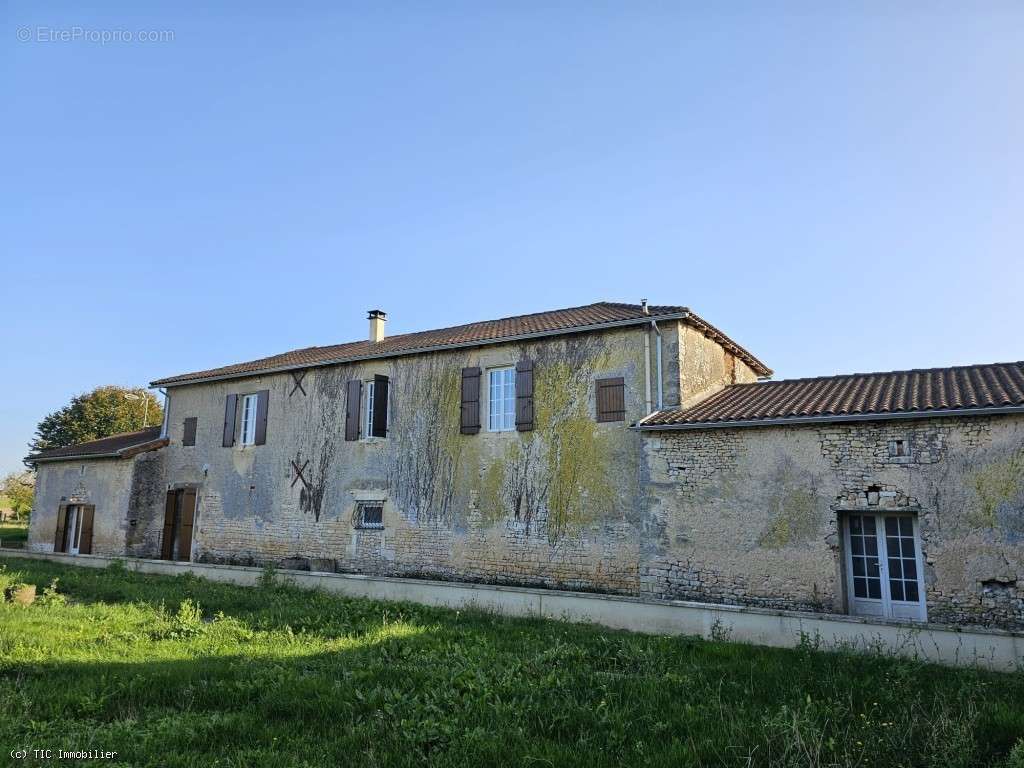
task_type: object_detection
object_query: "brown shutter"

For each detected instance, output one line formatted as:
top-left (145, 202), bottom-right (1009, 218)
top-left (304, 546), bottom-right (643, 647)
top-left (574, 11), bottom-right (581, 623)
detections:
top-left (460, 367), bottom-right (481, 434)
top-left (53, 504), bottom-right (68, 553)
top-left (183, 417), bottom-right (197, 446)
top-left (596, 377), bottom-right (626, 422)
top-left (161, 491), bottom-right (176, 560)
top-left (222, 394), bottom-right (238, 447)
top-left (254, 390), bottom-right (270, 445)
top-left (345, 379), bottom-right (362, 441)
top-left (77, 506), bottom-right (95, 555)
top-left (371, 375), bottom-right (389, 438)
top-left (177, 489), bottom-right (196, 562)
top-left (515, 360), bottom-right (534, 431)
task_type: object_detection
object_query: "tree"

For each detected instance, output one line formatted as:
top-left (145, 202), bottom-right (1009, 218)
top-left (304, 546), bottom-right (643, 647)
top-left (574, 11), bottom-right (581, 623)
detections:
top-left (28, 386), bottom-right (164, 458)
top-left (1, 471), bottom-right (34, 521)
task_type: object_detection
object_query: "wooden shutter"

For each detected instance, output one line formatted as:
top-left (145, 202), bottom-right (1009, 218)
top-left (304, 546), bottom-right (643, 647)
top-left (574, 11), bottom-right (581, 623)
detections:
top-left (515, 360), bottom-right (534, 431)
top-left (596, 377), bottom-right (626, 422)
top-left (161, 491), bottom-right (176, 560)
top-left (183, 417), bottom-right (197, 446)
top-left (53, 504), bottom-right (68, 553)
top-left (345, 379), bottom-right (362, 441)
top-left (460, 367), bottom-right (481, 434)
top-left (222, 394), bottom-right (238, 447)
top-left (371, 375), bottom-right (389, 438)
top-left (77, 506), bottom-right (95, 555)
top-left (177, 489), bottom-right (197, 562)
top-left (254, 390), bottom-right (270, 445)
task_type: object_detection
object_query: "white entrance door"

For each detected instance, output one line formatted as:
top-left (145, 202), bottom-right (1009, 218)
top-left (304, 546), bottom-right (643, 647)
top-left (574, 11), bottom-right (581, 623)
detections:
top-left (844, 513), bottom-right (926, 621)
top-left (66, 506), bottom-right (81, 556)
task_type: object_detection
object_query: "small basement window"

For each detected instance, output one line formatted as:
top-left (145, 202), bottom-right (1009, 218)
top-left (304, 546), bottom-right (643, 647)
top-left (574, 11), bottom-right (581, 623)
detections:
top-left (889, 439), bottom-right (910, 458)
top-left (356, 502), bottom-right (384, 529)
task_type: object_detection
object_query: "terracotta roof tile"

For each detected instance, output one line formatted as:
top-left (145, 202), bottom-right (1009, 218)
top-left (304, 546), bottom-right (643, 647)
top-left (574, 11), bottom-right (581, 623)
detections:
top-left (28, 426), bottom-right (167, 463)
top-left (640, 361), bottom-right (1024, 429)
top-left (152, 301), bottom-right (771, 386)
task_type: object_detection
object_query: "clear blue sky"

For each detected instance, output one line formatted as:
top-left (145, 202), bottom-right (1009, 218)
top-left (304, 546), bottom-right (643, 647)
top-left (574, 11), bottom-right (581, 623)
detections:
top-left (2, 2), bottom-right (1022, 473)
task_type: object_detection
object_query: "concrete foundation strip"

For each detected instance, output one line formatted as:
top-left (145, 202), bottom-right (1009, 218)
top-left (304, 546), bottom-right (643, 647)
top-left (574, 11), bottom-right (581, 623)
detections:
top-left (2, 549), bottom-right (1021, 672)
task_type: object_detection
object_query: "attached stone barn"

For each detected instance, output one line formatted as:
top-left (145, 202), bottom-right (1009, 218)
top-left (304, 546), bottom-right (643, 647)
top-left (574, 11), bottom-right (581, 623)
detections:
top-left (25, 302), bottom-right (1024, 631)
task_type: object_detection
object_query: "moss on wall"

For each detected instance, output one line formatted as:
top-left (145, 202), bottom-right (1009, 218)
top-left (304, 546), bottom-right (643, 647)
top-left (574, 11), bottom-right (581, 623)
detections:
top-left (466, 335), bottom-right (638, 540)
top-left (387, 357), bottom-right (465, 525)
top-left (758, 485), bottom-right (821, 548)
top-left (966, 450), bottom-right (1024, 528)
top-left (968, 450), bottom-right (1024, 529)
top-left (536, 359), bottom-right (616, 538)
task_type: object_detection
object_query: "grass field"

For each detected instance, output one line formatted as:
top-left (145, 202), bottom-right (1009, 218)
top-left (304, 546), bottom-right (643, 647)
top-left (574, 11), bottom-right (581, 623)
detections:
top-left (1, 557), bottom-right (1022, 768)
top-left (0, 520), bottom-right (28, 548)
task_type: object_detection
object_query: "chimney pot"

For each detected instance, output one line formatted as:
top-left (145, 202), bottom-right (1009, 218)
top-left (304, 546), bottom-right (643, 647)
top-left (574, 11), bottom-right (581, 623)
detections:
top-left (640, 299), bottom-right (649, 315)
top-left (368, 309), bottom-right (387, 343)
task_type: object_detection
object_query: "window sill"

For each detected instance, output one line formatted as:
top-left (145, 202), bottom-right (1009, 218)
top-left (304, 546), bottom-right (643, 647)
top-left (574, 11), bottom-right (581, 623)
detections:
top-left (355, 525), bottom-right (385, 531)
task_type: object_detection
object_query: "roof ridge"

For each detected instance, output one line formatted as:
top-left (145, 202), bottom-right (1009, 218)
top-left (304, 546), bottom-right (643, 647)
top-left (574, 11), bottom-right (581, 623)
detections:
top-left (152, 300), bottom-right (748, 387)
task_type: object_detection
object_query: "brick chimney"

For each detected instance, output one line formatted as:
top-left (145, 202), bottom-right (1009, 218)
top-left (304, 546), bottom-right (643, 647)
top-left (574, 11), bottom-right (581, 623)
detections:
top-left (368, 309), bottom-right (387, 343)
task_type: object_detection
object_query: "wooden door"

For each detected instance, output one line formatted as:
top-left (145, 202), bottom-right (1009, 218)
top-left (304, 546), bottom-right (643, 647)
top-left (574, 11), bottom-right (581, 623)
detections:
top-left (177, 489), bottom-right (196, 562)
top-left (53, 505), bottom-right (69, 553)
top-left (77, 506), bottom-right (95, 555)
top-left (161, 492), bottom-right (177, 560)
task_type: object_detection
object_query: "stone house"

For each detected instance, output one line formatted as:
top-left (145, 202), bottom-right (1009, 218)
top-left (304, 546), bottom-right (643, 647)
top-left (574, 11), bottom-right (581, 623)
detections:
top-left (26, 301), bottom-right (1024, 630)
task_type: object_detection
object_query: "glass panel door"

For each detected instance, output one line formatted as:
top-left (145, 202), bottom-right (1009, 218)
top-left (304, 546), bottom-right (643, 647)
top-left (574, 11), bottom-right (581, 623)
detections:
top-left (883, 516), bottom-right (925, 621)
top-left (846, 514), bottom-right (884, 617)
top-left (845, 513), bottom-right (926, 621)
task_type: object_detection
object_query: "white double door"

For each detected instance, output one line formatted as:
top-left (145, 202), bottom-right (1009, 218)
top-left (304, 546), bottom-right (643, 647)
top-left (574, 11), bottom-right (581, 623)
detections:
top-left (844, 513), bottom-right (926, 621)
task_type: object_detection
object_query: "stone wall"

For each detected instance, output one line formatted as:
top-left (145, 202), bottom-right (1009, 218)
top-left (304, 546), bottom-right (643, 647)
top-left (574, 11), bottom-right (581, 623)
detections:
top-left (677, 323), bottom-right (759, 409)
top-left (28, 455), bottom-right (151, 557)
top-left (159, 325), bottom-right (660, 594)
top-left (643, 415), bottom-right (1024, 629)
top-left (128, 317), bottom-right (1024, 631)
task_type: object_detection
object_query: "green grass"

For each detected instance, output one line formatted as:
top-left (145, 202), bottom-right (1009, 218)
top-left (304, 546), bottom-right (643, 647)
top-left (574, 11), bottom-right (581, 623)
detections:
top-left (1, 558), bottom-right (1022, 768)
top-left (0, 520), bottom-right (28, 548)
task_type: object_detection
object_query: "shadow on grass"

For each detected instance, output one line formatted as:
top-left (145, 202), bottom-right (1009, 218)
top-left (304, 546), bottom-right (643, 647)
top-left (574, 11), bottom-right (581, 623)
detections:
top-left (3, 556), bottom-right (1024, 768)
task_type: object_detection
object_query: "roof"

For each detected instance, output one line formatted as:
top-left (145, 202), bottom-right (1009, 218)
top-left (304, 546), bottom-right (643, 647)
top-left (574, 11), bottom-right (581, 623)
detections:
top-left (151, 301), bottom-right (772, 387)
top-left (28, 426), bottom-right (168, 464)
top-left (638, 361), bottom-right (1024, 430)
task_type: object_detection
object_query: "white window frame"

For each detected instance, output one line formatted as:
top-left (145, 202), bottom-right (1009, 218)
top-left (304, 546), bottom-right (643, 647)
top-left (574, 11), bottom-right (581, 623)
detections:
top-left (365, 380), bottom-right (376, 439)
top-left (843, 512), bottom-right (927, 622)
top-left (487, 366), bottom-right (516, 432)
top-left (239, 393), bottom-right (259, 446)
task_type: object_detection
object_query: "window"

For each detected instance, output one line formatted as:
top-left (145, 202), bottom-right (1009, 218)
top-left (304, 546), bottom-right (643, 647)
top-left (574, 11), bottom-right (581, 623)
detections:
top-left (889, 439), bottom-right (910, 458)
top-left (357, 502), bottom-right (384, 529)
top-left (488, 367), bottom-right (516, 431)
top-left (595, 377), bottom-right (625, 422)
top-left (183, 417), bottom-right (197, 446)
top-left (365, 381), bottom-right (375, 438)
top-left (240, 393), bottom-right (259, 445)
